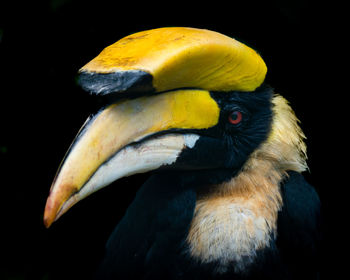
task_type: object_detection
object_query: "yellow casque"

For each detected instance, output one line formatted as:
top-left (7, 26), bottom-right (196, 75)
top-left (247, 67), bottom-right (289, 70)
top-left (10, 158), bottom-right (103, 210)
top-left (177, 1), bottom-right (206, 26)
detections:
top-left (80, 27), bottom-right (267, 93)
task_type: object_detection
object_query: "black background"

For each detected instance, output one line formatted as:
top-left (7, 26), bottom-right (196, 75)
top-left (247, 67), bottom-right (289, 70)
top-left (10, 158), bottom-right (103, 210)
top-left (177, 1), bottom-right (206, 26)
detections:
top-left (0, 1), bottom-right (341, 279)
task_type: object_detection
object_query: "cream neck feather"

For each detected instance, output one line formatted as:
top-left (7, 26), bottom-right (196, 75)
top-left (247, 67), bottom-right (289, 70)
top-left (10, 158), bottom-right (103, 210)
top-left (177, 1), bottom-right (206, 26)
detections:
top-left (186, 94), bottom-right (308, 273)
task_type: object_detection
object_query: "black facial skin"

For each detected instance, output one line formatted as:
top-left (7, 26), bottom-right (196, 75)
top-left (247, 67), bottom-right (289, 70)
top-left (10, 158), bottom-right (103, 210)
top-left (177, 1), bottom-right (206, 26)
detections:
top-left (162, 84), bottom-right (274, 185)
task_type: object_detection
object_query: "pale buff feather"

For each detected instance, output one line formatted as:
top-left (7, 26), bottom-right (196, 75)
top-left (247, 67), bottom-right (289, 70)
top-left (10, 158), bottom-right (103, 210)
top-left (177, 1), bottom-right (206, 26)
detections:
top-left (186, 94), bottom-right (308, 273)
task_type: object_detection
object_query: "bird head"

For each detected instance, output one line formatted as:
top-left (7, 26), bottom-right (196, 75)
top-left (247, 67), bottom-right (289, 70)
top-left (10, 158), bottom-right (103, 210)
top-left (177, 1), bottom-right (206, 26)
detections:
top-left (43, 27), bottom-right (307, 228)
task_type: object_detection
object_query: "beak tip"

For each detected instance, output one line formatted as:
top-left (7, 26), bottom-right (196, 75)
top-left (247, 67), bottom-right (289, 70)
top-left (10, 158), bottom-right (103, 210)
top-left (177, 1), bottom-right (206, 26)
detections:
top-left (43, 215), bottom-right (52, 228)
top-left (43, 196), bottom-right (57, 228)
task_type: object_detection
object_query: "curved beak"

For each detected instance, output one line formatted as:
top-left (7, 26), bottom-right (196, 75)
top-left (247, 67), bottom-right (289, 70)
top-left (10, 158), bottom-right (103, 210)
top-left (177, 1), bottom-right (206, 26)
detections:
top-left (43, 89), bottom-right (219, 228)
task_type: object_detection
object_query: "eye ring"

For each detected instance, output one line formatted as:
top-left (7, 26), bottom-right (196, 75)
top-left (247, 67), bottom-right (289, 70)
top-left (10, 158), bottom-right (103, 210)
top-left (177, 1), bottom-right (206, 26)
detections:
top-left (228, 111), bottom-right (242, 125)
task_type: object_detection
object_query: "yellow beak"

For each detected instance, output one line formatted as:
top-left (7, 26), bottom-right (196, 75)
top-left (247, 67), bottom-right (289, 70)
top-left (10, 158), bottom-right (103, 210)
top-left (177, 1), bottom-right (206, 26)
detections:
top-left (43, 89), bottom-right (220, 227)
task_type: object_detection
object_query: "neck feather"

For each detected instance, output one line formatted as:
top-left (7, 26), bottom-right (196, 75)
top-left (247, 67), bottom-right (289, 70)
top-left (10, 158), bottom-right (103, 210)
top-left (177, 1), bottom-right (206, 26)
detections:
top-left (186, 94), bottom-right (307, 273)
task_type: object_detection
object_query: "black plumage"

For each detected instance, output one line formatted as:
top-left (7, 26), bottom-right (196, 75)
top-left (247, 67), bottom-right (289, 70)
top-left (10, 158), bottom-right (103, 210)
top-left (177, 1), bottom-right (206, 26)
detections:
top-left (96, 171), bottom-right (320, 280)
top-left (93, 87), bottom-right (321, 279)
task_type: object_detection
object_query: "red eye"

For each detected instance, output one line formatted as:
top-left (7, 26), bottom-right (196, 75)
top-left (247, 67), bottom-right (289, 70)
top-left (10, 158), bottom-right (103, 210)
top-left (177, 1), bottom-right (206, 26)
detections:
top-left (228, 111), bottom-right (242, 125)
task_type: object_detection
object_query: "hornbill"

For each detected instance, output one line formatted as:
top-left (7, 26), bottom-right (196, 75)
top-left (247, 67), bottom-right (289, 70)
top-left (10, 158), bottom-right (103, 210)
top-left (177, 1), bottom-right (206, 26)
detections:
top-left (44, 27), bottom-right (320, 279)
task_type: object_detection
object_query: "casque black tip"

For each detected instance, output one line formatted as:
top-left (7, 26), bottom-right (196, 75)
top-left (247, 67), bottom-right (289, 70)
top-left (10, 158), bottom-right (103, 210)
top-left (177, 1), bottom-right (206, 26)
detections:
top-left (78, 70), bottom-right (155, 97)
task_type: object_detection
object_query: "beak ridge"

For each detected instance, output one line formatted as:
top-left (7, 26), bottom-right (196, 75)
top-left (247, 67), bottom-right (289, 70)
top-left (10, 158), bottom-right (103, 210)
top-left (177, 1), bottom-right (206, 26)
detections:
top-left (43, 89), bottom-right (219, 227)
